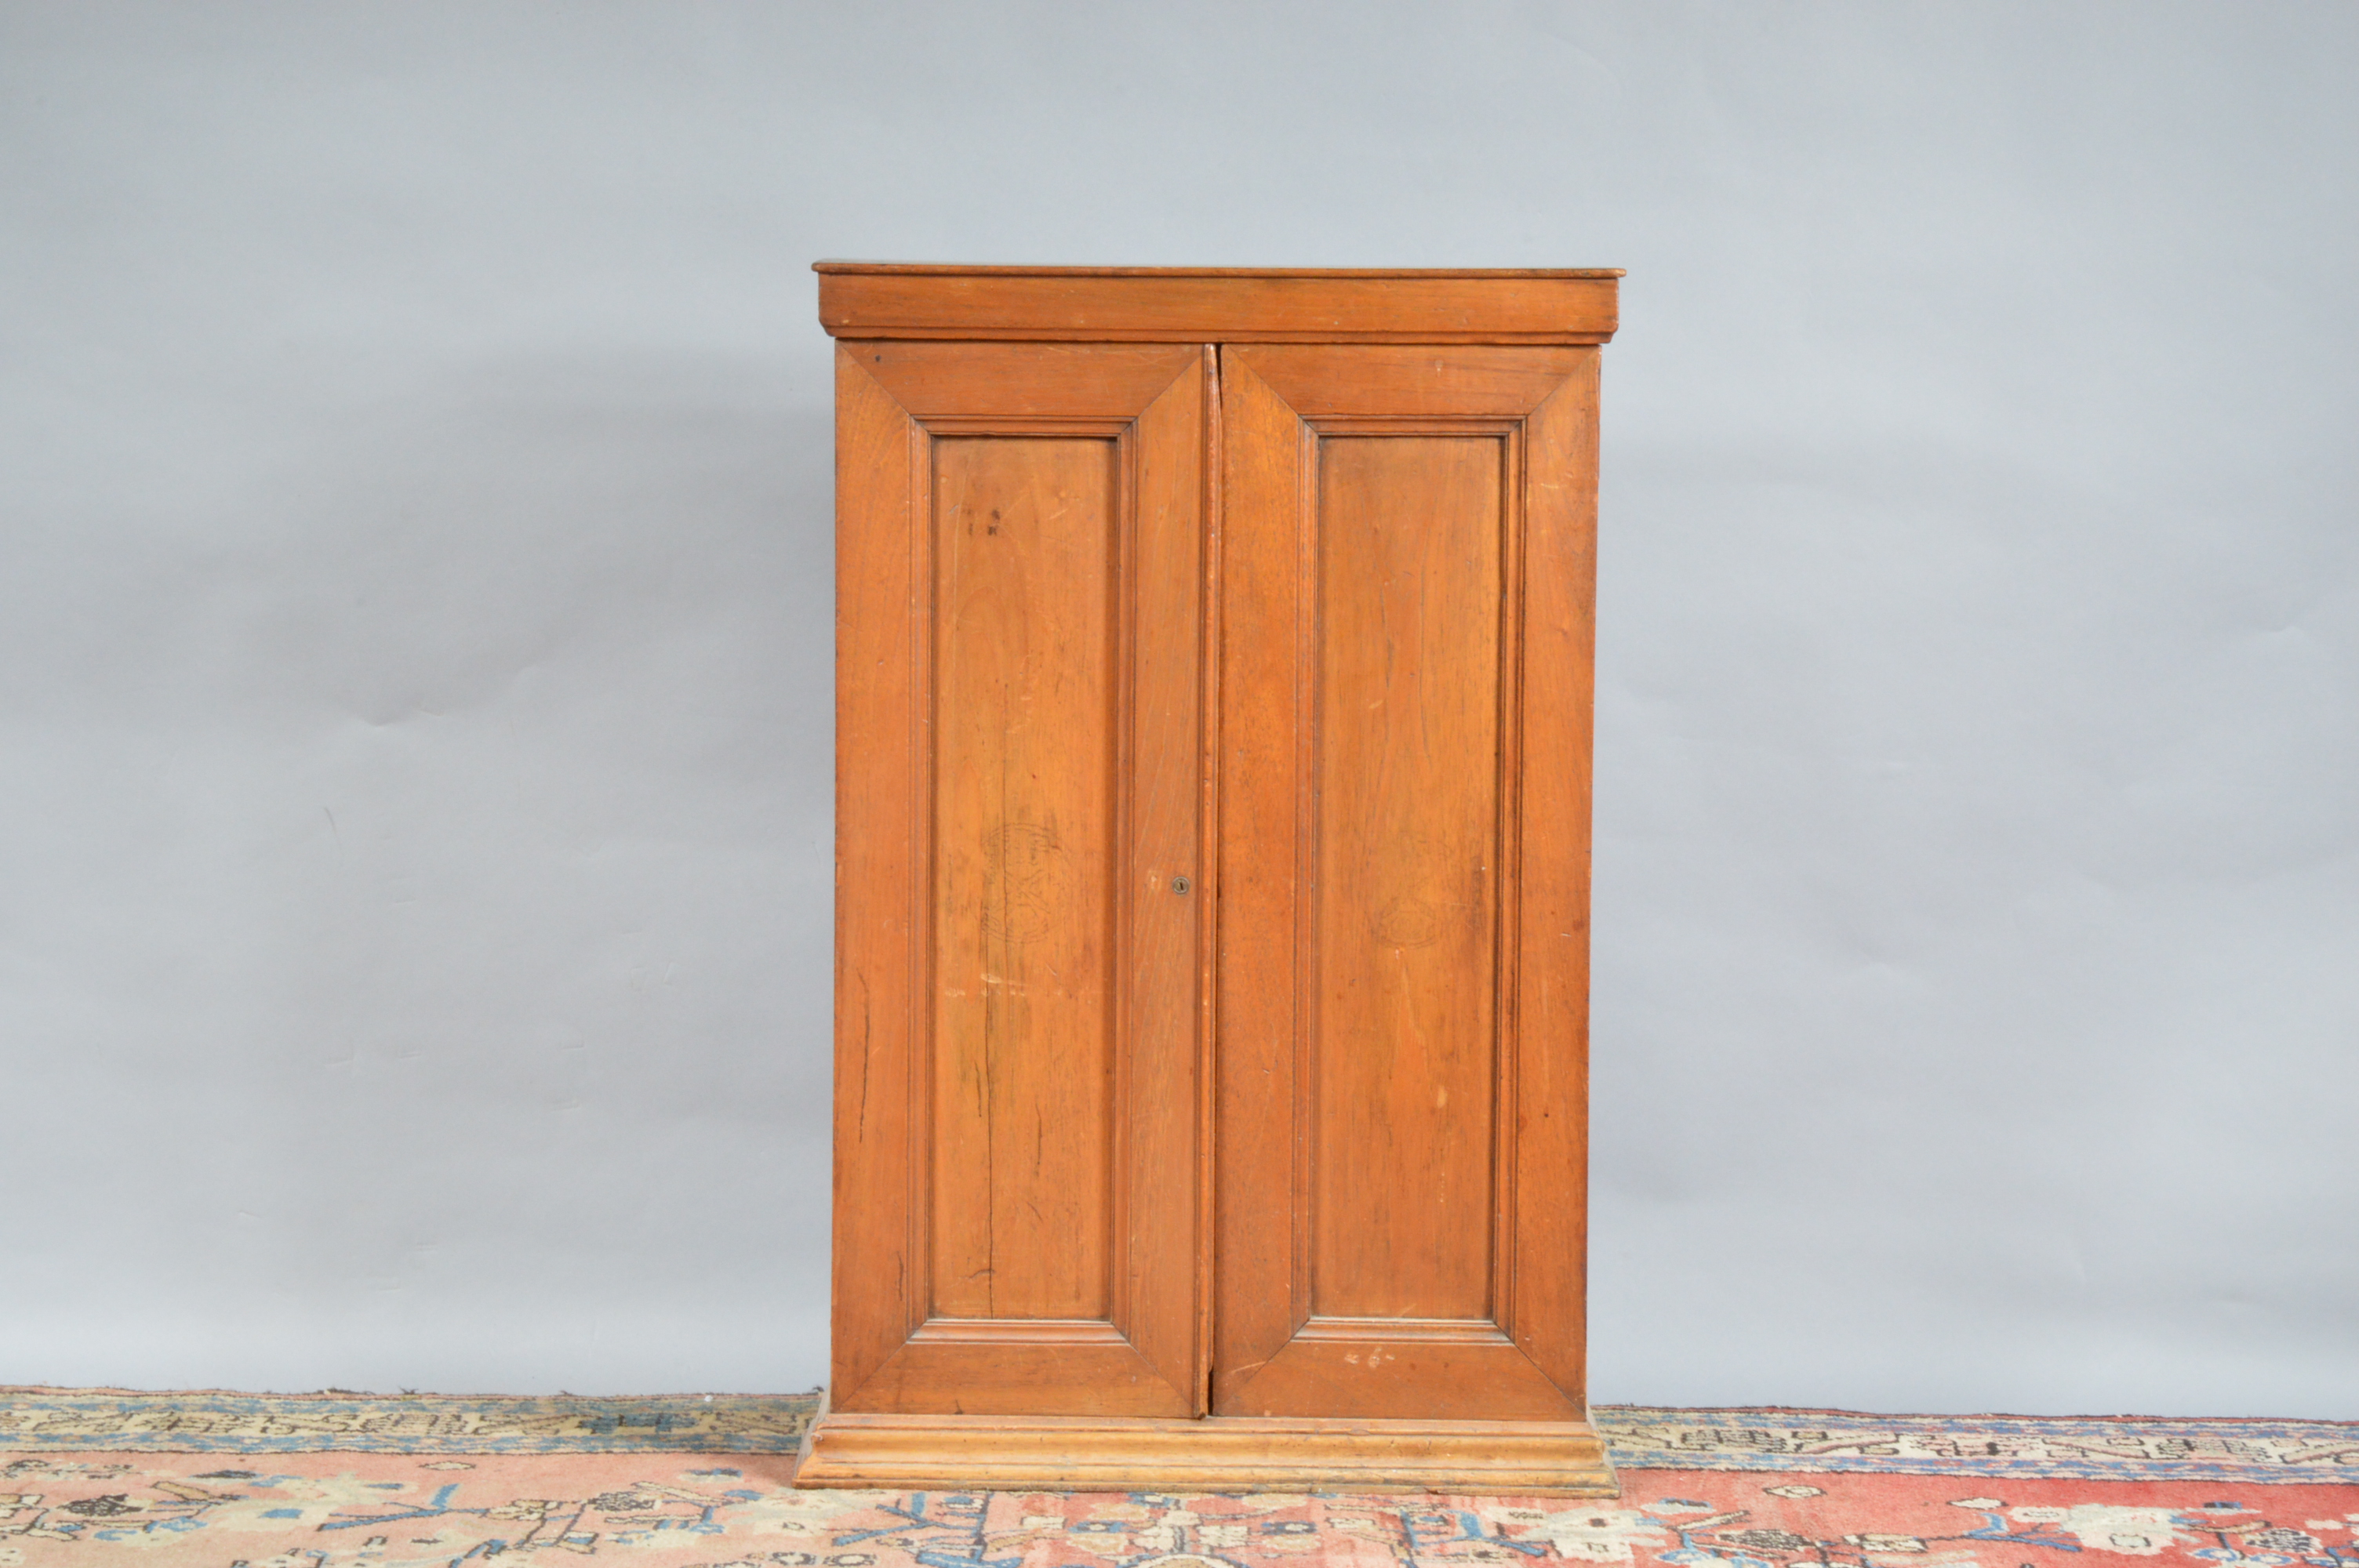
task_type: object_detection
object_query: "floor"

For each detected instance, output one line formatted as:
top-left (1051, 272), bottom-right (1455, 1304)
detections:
top-left (1, 1392), bottom-right (2350, 1566)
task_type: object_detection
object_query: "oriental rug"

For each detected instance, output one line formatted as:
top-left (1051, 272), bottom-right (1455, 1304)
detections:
top-left (1, 1390), bottom-right (2351, 1568)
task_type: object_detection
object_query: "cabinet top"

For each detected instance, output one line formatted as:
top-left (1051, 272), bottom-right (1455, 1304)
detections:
top-left (814, 264), bottom-right (1622, 345)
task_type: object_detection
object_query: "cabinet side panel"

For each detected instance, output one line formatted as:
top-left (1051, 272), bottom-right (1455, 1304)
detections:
top-left (929, 437), bottom-right (1120, 1323)
top-left (1510, 353), bottom-right (1600, 1403)
top-left (1311, 437), bottom-right (1503, 1322)
top-left (834, 349), bottom-right (925, 1402)
top-left (1212, 358), bottom-right (1311, 1407)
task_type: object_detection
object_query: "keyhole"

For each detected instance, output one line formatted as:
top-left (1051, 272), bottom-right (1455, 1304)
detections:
top-left (1171, 876), bottom-right (1191, 895)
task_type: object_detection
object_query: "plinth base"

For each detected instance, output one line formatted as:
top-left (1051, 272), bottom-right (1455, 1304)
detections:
top-left (792, 1404), bottom-right (1619, 1495)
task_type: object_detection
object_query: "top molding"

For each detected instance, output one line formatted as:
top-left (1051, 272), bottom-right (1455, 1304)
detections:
top-left (815, 264), bottom-right (1622, 345)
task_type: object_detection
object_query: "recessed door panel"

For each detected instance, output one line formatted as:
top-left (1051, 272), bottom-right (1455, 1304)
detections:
top-left (1313, 435), bottom-right (1503, 1323)
top-left (929, 436), bottom-right (1118, 1323)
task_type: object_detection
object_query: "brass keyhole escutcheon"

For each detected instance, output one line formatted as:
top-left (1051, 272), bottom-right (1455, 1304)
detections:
top-left (1171, 876), bottom-right (1191, 895)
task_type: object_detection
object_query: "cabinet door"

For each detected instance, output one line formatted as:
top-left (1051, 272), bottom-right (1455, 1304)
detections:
top-left (1215, 345), bottom-right (1600, 1420)
top-left (834, 341), bottom-right (1210, 1416)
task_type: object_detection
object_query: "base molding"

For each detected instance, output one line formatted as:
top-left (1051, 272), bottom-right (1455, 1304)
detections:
top-left (793, 1406), bottom-right (1619, 1495)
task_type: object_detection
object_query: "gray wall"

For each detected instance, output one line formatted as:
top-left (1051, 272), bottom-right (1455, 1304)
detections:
top-left (4, 2), bottom-right (2353, 1415)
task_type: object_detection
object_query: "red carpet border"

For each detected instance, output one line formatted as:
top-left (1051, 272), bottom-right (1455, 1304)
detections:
top-left (0, 1390), bottom-right (2352, 1566)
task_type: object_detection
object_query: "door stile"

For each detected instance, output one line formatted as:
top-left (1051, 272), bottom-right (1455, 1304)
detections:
top-left (1504, 350), bottom-right (1602, 1403)
top-left (1114, 356), bottom-right (1214, 1410)
top-left (1209, 350), bottom-right (1314, 1410)
top-left (831, 347), bottom-right (927, 1406)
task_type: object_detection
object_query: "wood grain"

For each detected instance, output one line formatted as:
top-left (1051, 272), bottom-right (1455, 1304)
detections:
top-left (846, 1330), bottom-right (1195, 1417)
top-left (795, 1406), bottom-right (1617, 1494)
top-left (1123, 350), bottom-right (1212, 1410)
top-left (1211, 352), bottom-right (1311, 1410)
top-left (1195, 1330), bottom-right (1581, 1421)
top-left (1313, 435), bottom-right (1502, 1324)
top-left (822, 269), bottom-right (1618, 1486)
top-left (831, 346), bottom-right (925, 1406)
top-left (929, 435), bottom-right (1117, 1322)
top-left (857, 340), bottom-right (1204, 419)
top-left (1508, 350), bottom-right (1602, 1402)
top-left (818, 269), bottom-right (1618, 344)
top-left (1212, 344), bottom-right (1597, 1425)
top-left (831, 341), bottom-right (1205, 1417)
top-left (1235, 344), bottom-right (1590, 419)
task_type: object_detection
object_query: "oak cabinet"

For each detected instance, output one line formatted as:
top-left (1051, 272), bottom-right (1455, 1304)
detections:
top-left (795, 267), bottom-right (1621, 1496)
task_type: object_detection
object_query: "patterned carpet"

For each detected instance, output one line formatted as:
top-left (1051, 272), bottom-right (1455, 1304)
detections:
top-left (1, 1390), bottom-right (2352, 1567)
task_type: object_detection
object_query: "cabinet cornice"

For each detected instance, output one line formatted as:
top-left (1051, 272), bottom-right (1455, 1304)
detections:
top-left (816, 264), bottom-right (1621, 344)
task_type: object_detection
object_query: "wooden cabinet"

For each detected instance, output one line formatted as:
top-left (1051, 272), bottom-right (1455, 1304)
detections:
top-left (796, 267), bottom-right (1621, 1496)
